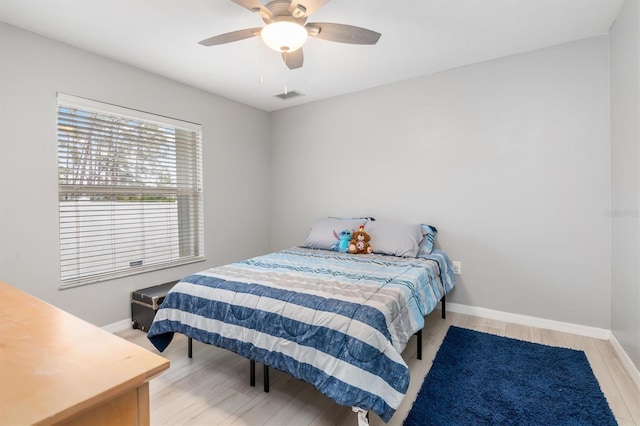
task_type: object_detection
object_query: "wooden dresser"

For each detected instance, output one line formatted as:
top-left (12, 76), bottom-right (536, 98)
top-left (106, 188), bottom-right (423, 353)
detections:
top-left (0, 281), bottom-right (169, 425)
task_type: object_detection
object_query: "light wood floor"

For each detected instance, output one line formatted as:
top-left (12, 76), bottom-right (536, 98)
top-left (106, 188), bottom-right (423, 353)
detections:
top-left (117, 311), bottom-right (640, 425)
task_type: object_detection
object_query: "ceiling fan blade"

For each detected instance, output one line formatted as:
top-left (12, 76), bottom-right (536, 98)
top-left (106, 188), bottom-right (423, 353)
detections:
top-left (306, 22), bottom-right (381, 45)
top-left (231, 0), bottom-right (273, 20)
top-left (288, 0), bottom-right (329, 19)
top-left (282, 48), bottom-right (304, 69)
top-left (198, 27), bottom-right (262, 46)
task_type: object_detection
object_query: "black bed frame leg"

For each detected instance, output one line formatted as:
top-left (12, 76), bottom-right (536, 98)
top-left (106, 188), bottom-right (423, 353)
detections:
top-left (441, 294), bottom-right (446, 319)
top-left (414, 295), bottom-right (446, 361)
top-left (188, 337), bottom-right (193, 358)
top-left (249, 361), bottom-right (269, 392)
top-left (249, 360), bottom-right (268, 392)
top-left (263, 364), bottom-right (270, 393)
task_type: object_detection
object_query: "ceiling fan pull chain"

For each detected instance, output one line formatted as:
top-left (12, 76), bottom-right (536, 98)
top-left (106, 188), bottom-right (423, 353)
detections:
top-left (283, 51), bottom-right (288, 95)
top-left (258, 39), bottom-right (264, 85)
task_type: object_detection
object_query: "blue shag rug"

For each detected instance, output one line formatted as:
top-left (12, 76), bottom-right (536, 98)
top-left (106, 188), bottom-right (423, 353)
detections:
top-left (404, 326), bottom-right (617, 425)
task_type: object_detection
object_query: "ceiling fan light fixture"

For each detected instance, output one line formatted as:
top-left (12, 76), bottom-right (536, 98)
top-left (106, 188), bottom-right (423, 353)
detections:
top-left (261, 21), bottom-right (308, 53)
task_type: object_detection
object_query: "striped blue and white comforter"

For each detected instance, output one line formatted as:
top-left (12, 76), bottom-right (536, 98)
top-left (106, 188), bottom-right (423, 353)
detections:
top-left (147, 247), bottom-right (455, 422)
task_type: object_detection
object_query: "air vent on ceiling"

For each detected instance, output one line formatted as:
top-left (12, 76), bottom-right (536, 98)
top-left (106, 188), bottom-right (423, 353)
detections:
top-left (274, 90), bottom-right (304, 100)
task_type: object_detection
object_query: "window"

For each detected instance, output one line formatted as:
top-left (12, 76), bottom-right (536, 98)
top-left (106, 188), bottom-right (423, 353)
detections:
top-left (57, 93), bottom-right (204, 287)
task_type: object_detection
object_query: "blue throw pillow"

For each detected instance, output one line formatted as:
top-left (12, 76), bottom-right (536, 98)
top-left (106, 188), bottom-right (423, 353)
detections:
top-left (417, 224), bottom-right (438, 256)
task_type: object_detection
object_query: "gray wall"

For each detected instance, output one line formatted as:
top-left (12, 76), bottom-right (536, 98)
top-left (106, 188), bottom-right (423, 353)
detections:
top-left (270, 37), bottom-right (612, 330)
top-left (0, 23), bottom-right (271, 326)
top-left (610, 0), bottom-right (640, 370)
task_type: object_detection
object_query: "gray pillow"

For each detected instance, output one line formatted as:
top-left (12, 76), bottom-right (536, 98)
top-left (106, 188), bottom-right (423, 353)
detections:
top-left (365, 219), bottom-right (425, 257)
top-left (301, 217), bottom-right (370, 250)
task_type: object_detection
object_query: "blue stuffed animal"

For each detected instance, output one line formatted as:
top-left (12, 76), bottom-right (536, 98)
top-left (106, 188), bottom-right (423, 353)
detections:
top-left (331, 229), bottom-right (353, 252)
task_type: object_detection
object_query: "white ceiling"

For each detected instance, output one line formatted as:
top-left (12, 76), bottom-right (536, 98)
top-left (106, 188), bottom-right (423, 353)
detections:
top-left (0, 0), bottom-right (624, 112)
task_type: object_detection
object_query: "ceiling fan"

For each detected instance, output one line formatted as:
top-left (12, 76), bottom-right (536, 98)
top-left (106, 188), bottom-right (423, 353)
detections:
top-left (198, 0), bottom-right (381, 70)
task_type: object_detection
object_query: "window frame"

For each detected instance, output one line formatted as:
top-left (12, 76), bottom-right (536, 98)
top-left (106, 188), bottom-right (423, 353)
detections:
top-left (56, 93), bottom-right (204, 288)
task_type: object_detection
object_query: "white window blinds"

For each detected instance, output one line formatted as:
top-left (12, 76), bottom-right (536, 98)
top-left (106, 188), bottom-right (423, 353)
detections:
top-left (57, 93), bottom-right (204, 287)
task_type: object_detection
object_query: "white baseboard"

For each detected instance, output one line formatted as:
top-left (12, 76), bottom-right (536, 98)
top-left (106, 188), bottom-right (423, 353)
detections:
top-left (609, 333), bottom-right (640, 391)
top-left (102, 318), bottom-right (131, 333)
top-left (445, 302), bottom-right (611, 340)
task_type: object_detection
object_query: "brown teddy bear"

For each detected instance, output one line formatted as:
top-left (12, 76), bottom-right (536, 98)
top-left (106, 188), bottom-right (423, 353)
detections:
top-left (349, 225), bottom-right (373, 254)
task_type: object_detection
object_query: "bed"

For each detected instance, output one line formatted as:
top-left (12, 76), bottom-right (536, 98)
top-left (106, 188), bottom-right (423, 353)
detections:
top-left (147, 218), bottom-right (456, 424)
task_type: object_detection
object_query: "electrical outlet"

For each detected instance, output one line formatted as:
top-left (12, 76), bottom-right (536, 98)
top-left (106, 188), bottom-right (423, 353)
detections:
top-left (451, 261), bottom-right (462, 275)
